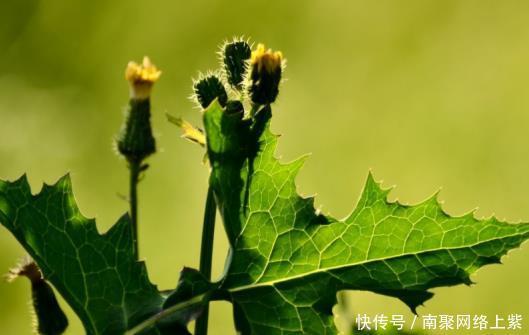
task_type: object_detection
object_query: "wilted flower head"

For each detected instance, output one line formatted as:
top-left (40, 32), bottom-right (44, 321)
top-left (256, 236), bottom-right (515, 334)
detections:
top-left (248, 43), bottom-right (283, 105)
top-left (125, 56), bottom-right (162, 100)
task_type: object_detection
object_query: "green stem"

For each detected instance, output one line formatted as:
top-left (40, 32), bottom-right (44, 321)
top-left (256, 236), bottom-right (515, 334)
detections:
top-left (195, 187), bottom-right (217, 335)
top-left (129, 159), bottom-right (141, 260)
top-left (125, 292), bottom-right (209, 335)
top-left (249, 103), bottom-right (260, 118)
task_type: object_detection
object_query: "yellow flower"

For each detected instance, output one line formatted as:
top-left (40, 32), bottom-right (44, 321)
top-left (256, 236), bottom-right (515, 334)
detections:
top-left (125, 56), bottom-right (162, 100)
top-left (248, 44), bottom-right (284, 105)
top-left (250, 44), bottom-right (283, 74)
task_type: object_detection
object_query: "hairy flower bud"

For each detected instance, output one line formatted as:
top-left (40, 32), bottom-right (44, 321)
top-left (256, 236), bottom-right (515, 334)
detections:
top-left (247, 44), bottom-right (283, 105)
top-left (193, 74), bottom-right (228, 109)
top-left (7, 258), bottom-right (68, 335)
top-left (222, 40), bottom-right (251, 90)
top-left (117, 57), bottom-right (159, 163)
top-left (117, 99), bottom-right (156, 162)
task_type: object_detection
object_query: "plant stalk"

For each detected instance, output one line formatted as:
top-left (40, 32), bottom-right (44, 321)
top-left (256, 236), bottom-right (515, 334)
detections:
top-left (195, 187), bottom-right (217, 335)
top-left (125, 293), bottom-right (209, 335)
top-left (129, 159), bottom-right (141, 260)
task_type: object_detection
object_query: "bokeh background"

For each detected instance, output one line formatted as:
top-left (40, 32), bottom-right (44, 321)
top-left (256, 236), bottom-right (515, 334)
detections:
top-left (1, 1), bottom-right (529, 334)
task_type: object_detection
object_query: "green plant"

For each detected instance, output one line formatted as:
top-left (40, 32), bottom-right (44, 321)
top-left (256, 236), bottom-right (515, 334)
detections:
top-left (1, 38), bottom-right (528, 335)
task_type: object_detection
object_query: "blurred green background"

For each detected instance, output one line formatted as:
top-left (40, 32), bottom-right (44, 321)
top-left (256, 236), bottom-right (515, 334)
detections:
top-left (1, 1), bottom-right (529, 334)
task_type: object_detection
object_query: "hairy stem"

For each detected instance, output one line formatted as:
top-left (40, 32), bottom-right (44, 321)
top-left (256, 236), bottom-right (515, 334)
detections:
top-left (129, 159), bottom-right (141, 260)
top-left (195, 187), bottom-right (217, 335)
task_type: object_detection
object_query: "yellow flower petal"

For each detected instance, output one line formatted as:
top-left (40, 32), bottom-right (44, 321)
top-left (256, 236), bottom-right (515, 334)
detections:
top-left (251, 44), bottom-right (283, 74)
top-left (125, 56), bottom-right (162, 99)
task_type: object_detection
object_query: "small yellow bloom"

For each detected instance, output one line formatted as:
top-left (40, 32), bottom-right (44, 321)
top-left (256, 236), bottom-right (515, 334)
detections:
top-left (125, 56), bottom-right (162, 100)
top-left (248, 44), bottom-right (284, 105)
top-left (250, 44), bottom-right (283, 74)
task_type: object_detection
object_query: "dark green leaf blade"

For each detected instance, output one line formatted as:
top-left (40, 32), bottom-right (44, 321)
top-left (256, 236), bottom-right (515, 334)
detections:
top-left (203, 100), bottom-right (529, 335)
top-left (0, 175), bottom-right (193, 335)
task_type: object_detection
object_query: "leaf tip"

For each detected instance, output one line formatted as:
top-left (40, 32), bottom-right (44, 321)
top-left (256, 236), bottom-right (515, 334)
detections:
top-left (55, 173), bottom-right (74, 190)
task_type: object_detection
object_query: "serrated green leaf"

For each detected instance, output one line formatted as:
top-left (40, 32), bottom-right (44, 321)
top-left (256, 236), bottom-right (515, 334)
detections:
top-left (0, 175), bottom-right (202, 335)
top-left (203, 100), bottom-right (529, 335)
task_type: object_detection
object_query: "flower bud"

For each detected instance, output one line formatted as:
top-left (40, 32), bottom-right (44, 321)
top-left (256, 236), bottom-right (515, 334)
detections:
top-left (247, 43), bottom-right (283, 105)
top-left (193, 74), bottom-right (228, 109)
top-left (117, 99), bottom-right (156, 162)
top-left (222, 40), bottom-right (251, 90)
top-left (225, 100), bottom-right (244, 115)
top-left (125, 56), bottom-right (161, 100)
top-left (7, 258), bottom-right (68, 335)
top-left (117, 57), bottom-right (159, 163)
